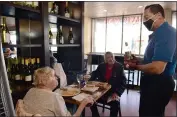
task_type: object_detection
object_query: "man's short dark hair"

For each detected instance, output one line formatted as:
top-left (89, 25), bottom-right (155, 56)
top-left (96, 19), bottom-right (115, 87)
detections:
top-left (145, 4), bottom-right (165, 18)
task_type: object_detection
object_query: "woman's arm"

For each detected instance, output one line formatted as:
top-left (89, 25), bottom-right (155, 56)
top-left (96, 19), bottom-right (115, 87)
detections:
top-left (73, 96), bottom-right (94, 116)
top-left (55, 95), bottom-right (94, 117)
top-left (73, 101), bottom-right (87, 116)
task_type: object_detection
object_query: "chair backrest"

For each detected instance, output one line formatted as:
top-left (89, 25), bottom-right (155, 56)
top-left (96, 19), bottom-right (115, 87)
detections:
top-left (15, 99), bottom-right (42, 117)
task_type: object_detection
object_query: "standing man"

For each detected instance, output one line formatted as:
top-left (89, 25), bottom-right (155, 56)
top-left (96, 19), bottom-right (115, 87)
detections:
top-left (125, 4), bottom-right (176, 116)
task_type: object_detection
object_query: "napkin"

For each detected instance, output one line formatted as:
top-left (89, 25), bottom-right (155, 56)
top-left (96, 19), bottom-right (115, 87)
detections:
top-left (72, 93), bottom-right (91, 102)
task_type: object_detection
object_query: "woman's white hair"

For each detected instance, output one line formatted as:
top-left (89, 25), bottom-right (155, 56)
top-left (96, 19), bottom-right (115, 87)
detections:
top-left (104, 51), bottom-right (115, 63)
top-left (33, 67), bottom-right (54, 87)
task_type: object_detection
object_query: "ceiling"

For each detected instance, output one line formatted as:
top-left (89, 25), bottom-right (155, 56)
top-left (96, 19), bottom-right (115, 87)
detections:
top-left (84, 2), bottom-right (176, 18)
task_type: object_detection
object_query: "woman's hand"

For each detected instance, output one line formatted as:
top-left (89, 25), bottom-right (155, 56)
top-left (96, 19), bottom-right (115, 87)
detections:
top-left (82, 96), bottom-right (94, 107)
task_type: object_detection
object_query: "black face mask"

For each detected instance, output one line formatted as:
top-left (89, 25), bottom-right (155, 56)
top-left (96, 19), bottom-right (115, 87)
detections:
top-left (143, 19), bottom-right (154, 31)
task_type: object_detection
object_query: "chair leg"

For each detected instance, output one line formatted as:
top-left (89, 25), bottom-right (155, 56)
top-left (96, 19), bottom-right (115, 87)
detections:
top-left (102, 104), bottom-right (105, 113)
top-left (118, 105), bottom-right (122, 117)
top-left (127, 70), bottom-right (130, 94)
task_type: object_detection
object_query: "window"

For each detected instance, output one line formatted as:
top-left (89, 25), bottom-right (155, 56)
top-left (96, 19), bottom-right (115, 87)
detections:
top-left (122, 15), bottom-right (141, 54)
top-left (106, 17), bottom-right (122, 53)
top-left (172, 12), bottom-right (176, 29)
top-left (92, 18), bottom-right (106, 53)
top-left (92, 13), bottom-right (175, 55)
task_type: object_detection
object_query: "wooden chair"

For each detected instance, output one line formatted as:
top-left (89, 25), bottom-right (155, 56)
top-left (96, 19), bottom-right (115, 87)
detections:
top-left (96, 99), bottom-right (122, 117)
top-left (90, 71), bottom-right (122, 117)
top-left (15, 99), bottom-right (41, 117)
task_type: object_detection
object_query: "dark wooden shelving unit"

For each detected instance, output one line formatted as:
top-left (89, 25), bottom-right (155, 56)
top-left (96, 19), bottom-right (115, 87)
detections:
top-left (0, 2), bottom-right (40, 13)
top-left (0, 1), bottom-right (84, 107)
top-left (49, 13), bottom-right (80, 24)
top-left (0, 2), bottom-right (40, 20)
top-left (49, 44), bottom-right (80, 47)
top-left (49, 1), bottom-right (84, 71)
top-left (2, 44), bottom-right (42, 48)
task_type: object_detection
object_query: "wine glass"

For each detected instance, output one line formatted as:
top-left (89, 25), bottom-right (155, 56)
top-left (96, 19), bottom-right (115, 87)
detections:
top-left (76, 74), bottom-right (83, 90)
top-left (84, 74), bottom-right (91, 85)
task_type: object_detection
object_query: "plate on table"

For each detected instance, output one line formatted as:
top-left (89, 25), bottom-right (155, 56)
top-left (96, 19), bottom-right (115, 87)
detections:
top-left (56, 87), bottom-right (80, 97)
top-left (96, 82), bottom-right (108, 89)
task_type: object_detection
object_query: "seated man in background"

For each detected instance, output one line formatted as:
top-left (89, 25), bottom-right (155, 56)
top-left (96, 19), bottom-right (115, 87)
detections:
top-left (21, 67), bottom-right (94, 116)
top-left (90, 51), bottom-right (126, 117)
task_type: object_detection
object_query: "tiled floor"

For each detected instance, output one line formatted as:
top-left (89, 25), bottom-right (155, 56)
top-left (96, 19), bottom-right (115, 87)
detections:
top-left (85, 89), bottom-right (177, 116)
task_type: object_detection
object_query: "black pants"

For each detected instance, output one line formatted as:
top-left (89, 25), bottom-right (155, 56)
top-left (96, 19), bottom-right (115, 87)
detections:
top-left (139, 73), bottom-right (175, 117)
top-left (90, 98), bottom-right (119, 117)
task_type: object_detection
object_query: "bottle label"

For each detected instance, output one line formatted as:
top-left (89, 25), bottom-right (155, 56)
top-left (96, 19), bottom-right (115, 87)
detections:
top-left (25, 75), bottom-right (32, 81)
top-left (55, 5), bottom-right (59, 14)
top-left (15, 74), bottom-right (21, 80)
top-left (20, 75), bottom-right (24, 80)
top-left (65, 13), bottom-right (70, 18)
top-left (70, 38), bottom-right (74, 44)
top-left (49, 39), bottom-right (53, 44)
top-left (60, 37), bottom-right (64, 44)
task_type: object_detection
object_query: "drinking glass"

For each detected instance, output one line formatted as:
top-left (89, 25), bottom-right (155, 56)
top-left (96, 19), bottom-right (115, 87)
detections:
top-left (84, 74), bottom-right (91, 85)
top-left (76, 74), bottom-right (83, 90)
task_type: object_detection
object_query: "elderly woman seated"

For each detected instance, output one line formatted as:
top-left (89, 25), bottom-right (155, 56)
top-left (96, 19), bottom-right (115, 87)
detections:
top-left (20, 67), bottom-right (94, 116)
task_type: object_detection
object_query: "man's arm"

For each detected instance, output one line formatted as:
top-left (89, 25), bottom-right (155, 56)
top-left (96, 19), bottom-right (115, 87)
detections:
top-left (130, 31), bottom-right (176, 75)
top-left (115, 65), bottom-right (126, 97)
top-left (136, 61), bottom-right (167, 74)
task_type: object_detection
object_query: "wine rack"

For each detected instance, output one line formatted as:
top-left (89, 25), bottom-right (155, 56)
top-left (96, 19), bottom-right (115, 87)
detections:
top-left (0, 1), bottom-right (84, 106)
top-left (48, 1), bottom-right (84, 71)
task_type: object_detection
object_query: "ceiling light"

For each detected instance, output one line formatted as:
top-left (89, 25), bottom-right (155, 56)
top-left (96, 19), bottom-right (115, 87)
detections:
top-left (138, 6), bottom-right (143, 8)
top-left (104, 10), bottom-right (107, 12)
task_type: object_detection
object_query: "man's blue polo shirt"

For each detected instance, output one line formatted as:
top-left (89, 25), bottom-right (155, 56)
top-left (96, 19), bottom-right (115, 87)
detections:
top-left (143, 22), bottom-right (176, 76)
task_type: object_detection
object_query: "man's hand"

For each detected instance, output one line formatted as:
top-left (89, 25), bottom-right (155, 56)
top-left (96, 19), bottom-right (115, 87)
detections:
top-left (124, 54), bottom-right (140, 70)
top-left (125, 62), bottom-right (138, 70)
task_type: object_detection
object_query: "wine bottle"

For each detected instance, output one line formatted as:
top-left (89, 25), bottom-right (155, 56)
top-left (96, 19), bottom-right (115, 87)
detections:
top-left (24, 59), bottom-right (32, 82)
top-left (56, 26), bottom-right (64, 44)
top-left (11, 59), bottom-right (15, 81)
top-left (20, 58), bottom-right (25, 81)
top-left (14, 58), bottom-right (21, 81)
top-left (36, 58), bottom-right (40, 69)
top-left (26, 2), bottom-right (32, 8)
top-left (50, 2), bottom-right (58, 14)
top-left (68, 27), bottom-right (74, 44)
top-left (65, 2), bottom-right (70, 18)
top-left (7, 58), bottom-right (12, 80)
top-left (33, 58), bottom-right (37, 70)
top-left (49, 28), bottom-right (53, 44)
top-left (28, 58), bottom-right (32, 70)
top-left (1, 17), bottom-right (10, 44)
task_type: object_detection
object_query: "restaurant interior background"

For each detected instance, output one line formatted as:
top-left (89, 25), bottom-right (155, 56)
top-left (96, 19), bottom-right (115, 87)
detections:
top-left (84, 2), bottom-right (177, 90)
top-left (5, 2), bottom-right (177, 90)
top-left (0, 1), bottom-right (176, 117)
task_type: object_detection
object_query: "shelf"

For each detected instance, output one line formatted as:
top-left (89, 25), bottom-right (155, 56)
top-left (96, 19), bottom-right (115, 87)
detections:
top-left (0, 2), bottom-right (40, 20)
top-left (49, 13), bottom-right (80, 24)
top-left (2, 44), bottom-right (42, 48)
top-left (0, 2), bottom-right (40, 13)
top-left (49, 44), bottom-right (80, 47)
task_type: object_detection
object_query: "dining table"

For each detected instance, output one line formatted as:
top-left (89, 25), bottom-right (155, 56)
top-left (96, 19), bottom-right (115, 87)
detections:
top-left (55, 81), bottom-right (111, 117)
